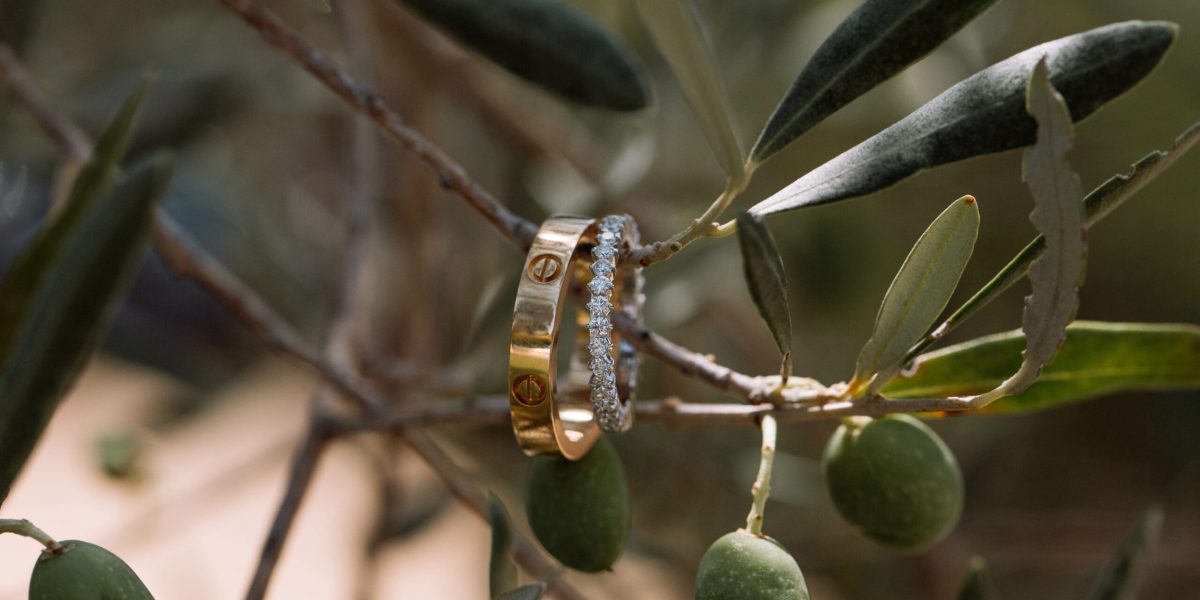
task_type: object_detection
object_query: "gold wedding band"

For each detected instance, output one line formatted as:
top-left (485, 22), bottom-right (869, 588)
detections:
top-left (509, 216), bottom-right (600, 460)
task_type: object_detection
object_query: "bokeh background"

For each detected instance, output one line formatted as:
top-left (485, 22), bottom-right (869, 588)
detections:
top-left (0, 0), bottom-right (1197, 597)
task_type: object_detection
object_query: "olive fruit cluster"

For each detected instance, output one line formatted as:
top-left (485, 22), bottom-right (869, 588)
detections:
top-left (822, 414), bottom-right (964, 550)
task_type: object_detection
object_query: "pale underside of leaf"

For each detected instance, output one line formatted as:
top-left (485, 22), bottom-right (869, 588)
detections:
top-left (904, 120), bottom-right (1200, 363)
top-left (967, 59), bottom-right (1085, 407)
top-left (883, 322), bottom-right (1200, 413)
top-left (750, 0), bottom-right (997, 164)
top-left (749, 21), bottom-right (1176, 216)
top-left (637, 0), bottom-right (743, 182)
top-left (853, 195), bottom-right (979, 392)
top-left (737, 212), bottom-right (791, 361)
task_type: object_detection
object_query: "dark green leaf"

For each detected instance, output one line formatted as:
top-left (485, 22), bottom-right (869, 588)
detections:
top-left (1089, 507), bottom-right (1164, 600)
top-left (956, 556), bottom-right (996, 600)
top-left (487, 493), bottom-right (517, 598)
top-left (637, 0), bottom-right (743, 183)
top-left (737, 212), bottom-right (791, 363)
top-left (395, 0), bottom-right (649, 111)
top-left (970, 59), bottom-right (1085, 406)
top-left (905, 121), bottom-right (1200, 363)
top-left (0, 90), bottom-right (172, 506)
top-left (494, 582), bottom-right (547, 600)
top-left (882, 322), bottom-right (1200, 413)
top-left (852, 196), bottom-right (978, 393)
top-left (750, 0), bottom-right (997, 164)
top-left (750, 21), bottom-right (1177, 216)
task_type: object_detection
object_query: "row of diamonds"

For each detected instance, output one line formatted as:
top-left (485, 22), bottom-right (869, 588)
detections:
top-left (588, 215), bottom-right (629, 432)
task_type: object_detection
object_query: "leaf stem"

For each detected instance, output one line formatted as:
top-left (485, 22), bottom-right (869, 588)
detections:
top-left (744, 415), bottom-right (777, 536)
top-left (0, 519), bottom-right (63, 553)
top-left (628, 174), bottom-right (748, 267)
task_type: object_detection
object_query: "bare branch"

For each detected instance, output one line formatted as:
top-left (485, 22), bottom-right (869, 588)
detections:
top-left (151, 216), bottom-right (388, 414)
top-left (0, 45), bottom-right (90, 162)
top-left (213, 0), bottom-right (538, 251)
top-left (335, 394), bottom-right (973, 431)
top-left (244, 413), bottom-right (332, 600)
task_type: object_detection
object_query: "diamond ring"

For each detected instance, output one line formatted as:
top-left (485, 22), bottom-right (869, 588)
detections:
top-left (587, 215), bottom-right (643, 432)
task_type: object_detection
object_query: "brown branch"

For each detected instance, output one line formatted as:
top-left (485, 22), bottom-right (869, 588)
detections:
top-left (214, 0), bottom-right (538, 252)
top-left (0, 45), bottom-right (90, 162)
top-left (151, 215), bottom-right (388, 414)
top-left (244, 412), bottom-right (332, 600)
top-left (334, 394), bottom-right (974, 432)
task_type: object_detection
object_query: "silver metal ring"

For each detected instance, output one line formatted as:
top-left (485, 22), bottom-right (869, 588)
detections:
top-left (587, 214), bottom-right (642, 432)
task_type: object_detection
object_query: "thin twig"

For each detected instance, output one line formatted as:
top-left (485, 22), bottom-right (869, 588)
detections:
top-left (333, 393), bottom-right (974, 432)
top-left (244, 413), bottom-right (332, 600)
top-left (151, 216), bottom-right (387, 414)
top-left (245, 12), bottom-right (384, 593)
top-left (214, 0), bottom-right (538, 252)
top-left (0, 46), bottom-right (90, 161)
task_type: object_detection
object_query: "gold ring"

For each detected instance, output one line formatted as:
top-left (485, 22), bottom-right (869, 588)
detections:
top-left (509, 216), bottom-right (600, 460)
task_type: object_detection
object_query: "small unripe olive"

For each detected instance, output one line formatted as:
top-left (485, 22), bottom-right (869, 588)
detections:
top-left (526, 437), bottom-right (630, 572)
top-left (822, 414), bottom-right (963, 551)
top-left (28, 540), bottom-right (155, 599)
top-left (695, 530), bottom-right (809, 600)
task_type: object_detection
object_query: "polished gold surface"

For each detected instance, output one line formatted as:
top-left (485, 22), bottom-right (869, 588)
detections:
top-left (509, 216), bottom-right (599, 460)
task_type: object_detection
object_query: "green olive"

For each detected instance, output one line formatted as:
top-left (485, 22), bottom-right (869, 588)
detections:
top-left (822, 414), bottom-right (963, 551)
top-left (695, 530), bottom-right (809, 600)
top-left (526, 437), bottom-right (630, 572)
top-left (28, 540), bottom-right (155, 599)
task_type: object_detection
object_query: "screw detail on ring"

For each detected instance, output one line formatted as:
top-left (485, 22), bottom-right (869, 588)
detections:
top-left (527, 254), bottom-right (563, 284)
top-left (512, 373), bottom-right (547, 406)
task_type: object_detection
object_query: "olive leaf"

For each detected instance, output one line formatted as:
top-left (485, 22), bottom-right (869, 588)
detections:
top-left (495, 582), bottom-right (547, 600)
top-left (750, 0), bottom-right (998, 164)
top-left (905, 121), bottom-right (1200, 363)
top-left (956, 556), bottom-right (996, 600)
top-left (1089, 506), bottom-right (1164, 600)
top-left (883, 322), bottom-right (1200, 414)
top-left (736, 212), bottom-right (791, 375)
top-left (967, 59), bottom-right (1085, 407)
top-left (637, 0), bottom-right (743, 183)
top-left (0, 152), bottom-right (174, 506)
top-left (487, 493), bottom-right (518, 598)
top-left (395, 0), bottom-right (649, 111)
top-left (851, 195), bottom-right (979, 394)
top-left (749, 21), bottom-right (1177, 216)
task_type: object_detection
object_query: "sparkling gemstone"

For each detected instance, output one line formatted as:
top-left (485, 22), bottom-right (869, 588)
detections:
top-left (588, 278), bottom-right (613, 294)
top-left (592, 245), bottom-right (616, 260)
top-left (591, 260), bottom-right (614, 276)
top-left (588, 340), bottom-right (610, 357)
